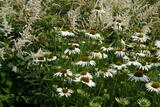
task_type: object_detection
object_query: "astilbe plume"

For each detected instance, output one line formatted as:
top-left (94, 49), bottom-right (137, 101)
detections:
top-left (14, 24), bottom-right (36, 54)
top-left (0, 48), bottom-right (5, 61)
top-left (67, 7), bottom-right (81, 31)
top-left (0, 15), bottom-right (14, 38)
top-left (0, 0), bottom-right (16, 17)
top-left (20, 0), bottom-right (42, 24)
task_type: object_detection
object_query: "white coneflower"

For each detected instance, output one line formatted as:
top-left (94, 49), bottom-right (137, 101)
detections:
top-left (126, 58), bottom-right (141, 67)
top-left (92, 6), bottom-right (105, 14)
top-left (75, 56), bottom-right (96, 67)
top-left (54, 69), bottom-right (73, 77)
top-left (145, 82), bottom-right (160, 94)
top-left (111, 61), bottom-right (126, 70)
top-left (90, 50), bottom-right (108, 59)
top-left (142, 50), bottom-right (151, 56)
top-left (114, 48), bottom-right (125, 57)
top-left (64, 45), bottom-right (80, 55)
top-left (128, 71), bottom-right (149, 82)
top-left (95, 67), bottom-right (114, 78)
top-left (139, 61), bottom-right (151, 71)
top-left (133, 51), bottom-right (146, 57)
top-left (59, 30), bottom-right (75, 37)
top-left (115, 97), bottom-right (129, 105)
top-left (132, 30), bottom-right (148, 43)
top-left (75, 76), bottom-right (96, 87)
top-left (101, 46), bottom-right (114, 52)
top-left (57, 88), bottom-right (73, 97)
top-left (85, 30), bottom-right (102, 39)
top-left (137, 98), bottom-right (151, 107)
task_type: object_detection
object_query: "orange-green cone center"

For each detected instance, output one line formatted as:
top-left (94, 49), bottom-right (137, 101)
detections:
top-left (80, 77), bottom-right (90, 83)
top-left (151, 82), bottom-right (160, 88)
top-left (100, 67), bottom-right (108, 72)
top-left (152, 57), bottom-right (159, 63)
top-left (134, 71), bottom-right (143, 77)
top-left (68, 45), bottom-right (75, 50)
top-left (130, 58), bottom-right (136, 61)
top-left (74, 40), bottom-right (80, 43)
top-left (116, 61), bottom-right (123, 65)
top-left (117, 48), bottom-right (123, 51)
top-left (116, 19), bottom-right (123, 23)
top-left (82, 56), bottom-right (89, 61)
top-left (94, 49), bottom-right (101, 53)
top-left (137, 34), bottom-right (144, 38)
top-left (62, 88), bottom-right (68, 93)
top-left (60, 69), bottom-right (67, 73)
top-left (95, 6), bottom-right (101, 9)
top-left (89, 30), bottom-right (96, 35)
top-left (81, 72), bottom-right (87, 75)
top-left (136, 29), bottom-right (143, 33)
top-left (142, 61), bottom-right (147, 66)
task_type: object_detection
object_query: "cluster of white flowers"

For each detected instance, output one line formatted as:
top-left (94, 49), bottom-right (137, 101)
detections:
top-left (20, 24), bottom-right (37, 41)
top-left (14, 38), bottom-right (32, 54)
top-left (14, 24), bottom-right (37, 54)
top-left (0, 16), bottom-right (13, 37)
top-left (0, 48), bottom-right (5, 60)
top-left (21, 0), bottom-right (42, 23)
top-left (67, 7), bottom-right (80, 31)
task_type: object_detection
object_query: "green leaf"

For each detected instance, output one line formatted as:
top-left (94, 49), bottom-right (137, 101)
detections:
top-left (1, 88), bottom-right (10, 94)
top-left (6, 80), bottom-right (12, 87)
